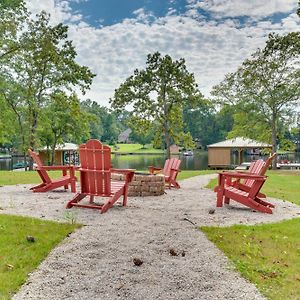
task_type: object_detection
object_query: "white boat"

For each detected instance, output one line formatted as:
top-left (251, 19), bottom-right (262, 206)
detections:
top-left (183, 150), bottom-right (193, 156)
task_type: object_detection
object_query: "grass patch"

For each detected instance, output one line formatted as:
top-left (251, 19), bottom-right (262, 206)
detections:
top-left (0, 214), bottom-right (80, 299)
top-left (0, 170), bottom-right (64, 186)
top-left (206, 170), bottom-right (300, 205)
top-left (201, 218), bottom-right (300, 300)
top-left (112, 143), bottom-right (164, 154)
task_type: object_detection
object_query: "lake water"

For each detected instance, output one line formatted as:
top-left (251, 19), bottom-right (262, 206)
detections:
top-left (1, 151), bottom-right (300, 171)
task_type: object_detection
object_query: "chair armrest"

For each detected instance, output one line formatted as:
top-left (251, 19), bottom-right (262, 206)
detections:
top-left (38, 165), bottom-right (75, 171)
top-left (218, 172), bottom-right (266, 180)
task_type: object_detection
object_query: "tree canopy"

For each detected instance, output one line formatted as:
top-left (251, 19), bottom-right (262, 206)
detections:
top-left (212, 32), bottom-right (300, 167)
top-left (110, 52), bottom-right (204, 157)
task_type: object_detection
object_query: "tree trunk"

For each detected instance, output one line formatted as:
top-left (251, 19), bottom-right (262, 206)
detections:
top-left (51, 141), bottom-right (57, 166)
top-left (29, 110), bottom-right (38, 170)
top-left (165, 128), bottom-right (171, 159)
top-left (271, 112), bottom-right (277, 170)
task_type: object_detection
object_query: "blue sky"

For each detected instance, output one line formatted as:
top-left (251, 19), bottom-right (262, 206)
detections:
top-left (26, 0), bottom-right (299, 106)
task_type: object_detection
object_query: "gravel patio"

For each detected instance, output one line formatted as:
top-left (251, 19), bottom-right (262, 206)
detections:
top-left (1, 174), bottom-right (300, 300)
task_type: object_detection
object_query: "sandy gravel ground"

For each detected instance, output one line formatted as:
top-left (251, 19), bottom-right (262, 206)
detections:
top-left (0, 174), bottom-right (299, 300)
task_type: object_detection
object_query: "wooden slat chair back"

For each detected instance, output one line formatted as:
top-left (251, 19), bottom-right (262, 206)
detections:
top-left (79, 140), bottom-right (111, 196)
top-left (28, 149), bottom-right (76, 193)
top-left (28, 149), bottom-right (52, 184)
top-left (242, 153), bottom-right (276, 188)
top-left (149, 157), bottom-right (181, 189)
top-left (242, 159), bottom-right (265, 188)
top-left (66, 139), bottom-right (135, 214)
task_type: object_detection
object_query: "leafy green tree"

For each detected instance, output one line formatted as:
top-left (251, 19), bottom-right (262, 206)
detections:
top-left (129, 125), bottom-right (154, 147)
top-left (38, 93), bottom-right (91, 165)
top-left (290, 117), bottom-right (300, 152)
top-left (1, 11), bottom-right (95, 154)
top-left (110, 52), bottom-right (203, 157)
top-left (0, 0), bottom-right (27, 61)
top-left (80, 100), bottom-right (120, 143)
top-left (212, 32), bottom-right (300, 168)
top-left (184, 100), bottom-right (220, 147)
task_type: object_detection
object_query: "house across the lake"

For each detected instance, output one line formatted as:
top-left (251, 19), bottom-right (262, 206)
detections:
top-left (118, 128), bottom-right (132, 143)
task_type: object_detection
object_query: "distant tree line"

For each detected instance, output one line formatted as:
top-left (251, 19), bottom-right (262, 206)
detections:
top-left (0, 0), bottom-right (299, 168)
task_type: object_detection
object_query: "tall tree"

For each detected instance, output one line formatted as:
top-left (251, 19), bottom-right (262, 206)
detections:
top-left (1, 11), bottom-right (95, 162)
top-left (110, 52), bottom-right (203, 157)
top-left (212, 32), bottom-right (300, 168)
top-left (0, 0), bottom-right (26, 61)
top-left (38, 93), bottom-right (91, 165)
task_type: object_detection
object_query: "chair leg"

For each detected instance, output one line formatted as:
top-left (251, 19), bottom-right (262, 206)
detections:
top-left (123, 186), bottom-right (128, 206)
top-left (101, 195), bottom-right (118, 214)
top-left (66, 193), bottom-right (86, 208)
top-left (224, 197), bottom-right (230, 204)
top-left (255, 197), bottom-right (275, 208)
top-left (70, 179), bottom-right (76, 193)
top-left (216, 188), bottom-right (224, 207)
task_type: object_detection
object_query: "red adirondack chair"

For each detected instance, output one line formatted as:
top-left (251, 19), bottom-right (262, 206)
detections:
top-left (230, 153), bottom-right (276, 198)
top-left (216, 171), bottom-right (273, 213)
top-left (148, 158), bottom-right (181, 189)
top-left (66, 139), bottom-right (135, 214)
top-left (28, 149), bottom-right (76, 193)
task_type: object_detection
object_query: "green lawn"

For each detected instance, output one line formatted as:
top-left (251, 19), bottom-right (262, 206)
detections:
top-left (0, 170), bottom-right (63, 186)
top-left (201, 218), bottom-right (300, 300)
top-left (112, 143), bottom-right (165, 154)
top-left (0, 214), bottom-right (80, 299)
top-left (206, 170), bottom-right (300, 205)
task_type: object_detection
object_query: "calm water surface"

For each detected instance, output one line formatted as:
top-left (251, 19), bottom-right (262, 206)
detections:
top-left (1, 151), bottom-right (300, 171)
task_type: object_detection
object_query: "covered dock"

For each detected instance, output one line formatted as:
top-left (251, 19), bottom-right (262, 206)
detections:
top-left (208, 137), bottom-right (272, 169)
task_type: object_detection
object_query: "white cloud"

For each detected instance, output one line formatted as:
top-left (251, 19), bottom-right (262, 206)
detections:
top-left (25, 0), bottom-right (300, 106)
top-left (188, 0), bottom-right (297, 18)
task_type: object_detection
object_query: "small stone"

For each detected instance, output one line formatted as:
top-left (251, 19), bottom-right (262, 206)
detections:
top-left (181, 251), bottom-right (186, 257)
top-left (208, 209), bottom-right (215, 214)
top-left (26, 236), bottom-right (35, 243)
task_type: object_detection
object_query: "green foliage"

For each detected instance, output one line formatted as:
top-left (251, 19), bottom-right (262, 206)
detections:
top-left (184, 101), bottom-right (234, 146)
top-left (80, 100), bottom-right (120, 144)
top-left (129, 126), bottom-right (154, 147)
top-left (0, 214), bottom-right (80, 299)
top-left (212, 32), bottom-right (300, 167)
top-left (38, 93), bottom-right (91, 164)
top-left (201, 218), bottom-right (300, 300)
top-left (110, 52), bottom-right (204, 157)
top-left (0, 10), bottom-right (95, 155)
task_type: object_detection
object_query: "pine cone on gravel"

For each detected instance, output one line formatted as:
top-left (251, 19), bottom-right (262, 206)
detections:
top-left (133, 258), bottom-right (143, 266)
top-left (169, 248), bottom-right (178, 256)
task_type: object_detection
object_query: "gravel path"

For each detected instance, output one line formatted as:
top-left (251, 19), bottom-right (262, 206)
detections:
top-left (0, 174), bottom-right (299, 300)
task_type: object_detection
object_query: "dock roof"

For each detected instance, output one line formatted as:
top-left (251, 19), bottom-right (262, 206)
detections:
top-left (208, 137), bottom-right (271, 148)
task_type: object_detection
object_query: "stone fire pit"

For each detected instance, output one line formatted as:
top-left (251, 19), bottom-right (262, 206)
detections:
top-left (111, 172), bottom-right (165, 197)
